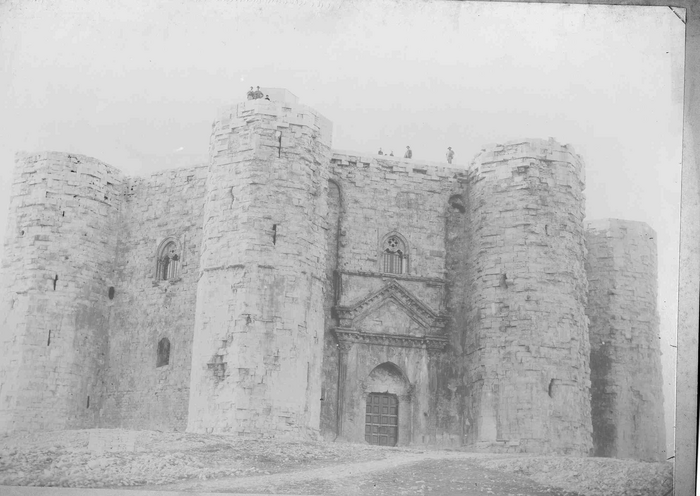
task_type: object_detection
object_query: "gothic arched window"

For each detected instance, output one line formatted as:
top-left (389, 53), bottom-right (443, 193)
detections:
top-left (156, 239), bottom-right (180, 281)
top-left (382, 234), bottom-right (407, 275)
top-left (157, 337), bottom-right (170, 367)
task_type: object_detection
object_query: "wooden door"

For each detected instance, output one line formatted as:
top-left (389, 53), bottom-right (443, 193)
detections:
top-left (365, 393), bottom-right (398, 446)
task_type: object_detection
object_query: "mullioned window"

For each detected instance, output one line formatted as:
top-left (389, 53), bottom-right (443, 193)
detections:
top-left (156, 238), bottom-right (180, 281)
top-left (381, 233), bottom-right (408, 275)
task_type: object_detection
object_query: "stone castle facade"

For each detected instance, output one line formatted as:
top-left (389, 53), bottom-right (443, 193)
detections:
top-left (0, 89), bottom-right (666, 461)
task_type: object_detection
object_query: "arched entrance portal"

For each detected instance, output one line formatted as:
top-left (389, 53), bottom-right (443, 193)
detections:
top-left (364, 362), bottom-right (410, 447)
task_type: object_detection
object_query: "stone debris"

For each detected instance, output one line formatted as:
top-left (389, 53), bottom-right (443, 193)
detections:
top-left (0, 429), bottom-right (672, 495)
top-left (476, 455), bottom-right (672, 496)
top-left (0, 429), bottom-right (390, 488)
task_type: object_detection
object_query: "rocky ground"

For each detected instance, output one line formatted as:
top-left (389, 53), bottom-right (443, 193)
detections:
top-left (0, 429), bottom-right (673, 495)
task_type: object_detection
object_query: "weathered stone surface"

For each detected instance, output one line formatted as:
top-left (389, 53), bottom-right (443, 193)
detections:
top-left (585, 219), bottom-right (666, 461)
top-left (0, 152), bottom-right (124, 432)
top-left (100, 164), bottom-right (208, 431)
top-left (186, 97), bottom-right (332, 438)
top-left (0, 92), bottom-right (665, 461)
top-left (462, 139), bottom-right (592, 455)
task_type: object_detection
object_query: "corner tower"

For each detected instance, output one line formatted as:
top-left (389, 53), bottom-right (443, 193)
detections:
top-left (187, 91), bottom-right (333, 437)
top-left (585, 219), bottom-right (666, 461)
top-left (464, 139), bottom-right (593, 454)
top-left (0, 152), bottom-right (124, 432)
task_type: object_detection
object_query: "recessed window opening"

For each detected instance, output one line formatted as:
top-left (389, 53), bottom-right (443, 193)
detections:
top-left (383, 235), bottom-right (407, 275)
top-left (157, 338), bottom-right (171, 367)
top-left (157, 240), bottom-right (180, 281)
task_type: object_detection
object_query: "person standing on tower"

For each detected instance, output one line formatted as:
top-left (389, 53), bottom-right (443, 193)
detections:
top-left (247, 87), bottom-right (255, 100)
top-left (378, 148), bottom-right (384, 155)
top-left (404, 146), bottom-right (412, 159)
top-left (254, 86), bottom-right (264, 99)
top-left (446, 147), bottom-right (454, 164)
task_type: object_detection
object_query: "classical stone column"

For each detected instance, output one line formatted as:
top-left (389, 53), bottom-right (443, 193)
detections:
top-left (336, 339), bottom-right (354, 439)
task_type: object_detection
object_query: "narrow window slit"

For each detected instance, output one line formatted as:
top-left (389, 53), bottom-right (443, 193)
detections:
top-left (86, 396), bottom-right (90, 408)
top-left (157, 338), bottom-right (171, 367)
top-left (53, 275), bottom-right (58, 290)
top-left (47, 330), bottom-right (51, 346)
top-left (272, 224), bottom-right (277, 245)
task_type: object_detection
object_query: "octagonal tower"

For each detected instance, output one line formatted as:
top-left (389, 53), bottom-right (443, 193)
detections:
top-left (463, 138), bottom-right (593, 454)
top-left (187, 92), bottom-right (333, 438)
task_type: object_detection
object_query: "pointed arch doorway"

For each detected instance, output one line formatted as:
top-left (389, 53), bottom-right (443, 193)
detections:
top-left (363, 362), bottom-right (410, 447)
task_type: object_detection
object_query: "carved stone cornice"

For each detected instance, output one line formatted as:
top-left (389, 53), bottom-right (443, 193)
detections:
top-left (333, 328), bottom-right (448, 352)
top-left (335, 279), bottom-right (447, 332)
top-left (340, 270), bottom-right (446, 286)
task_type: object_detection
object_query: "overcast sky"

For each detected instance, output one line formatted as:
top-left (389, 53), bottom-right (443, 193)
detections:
top-left (0, 0), bottom-right (685, 454)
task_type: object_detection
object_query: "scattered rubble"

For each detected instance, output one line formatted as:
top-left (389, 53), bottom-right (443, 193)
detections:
top-left (0, 429), bottom-right (673, 496)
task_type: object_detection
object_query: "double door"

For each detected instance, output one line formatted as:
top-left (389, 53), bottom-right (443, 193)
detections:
top-left (365, 393), bottom-right (398, 446)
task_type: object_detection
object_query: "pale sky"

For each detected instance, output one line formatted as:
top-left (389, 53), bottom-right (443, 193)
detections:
top-left (0, 0), bottom-right (685, 455)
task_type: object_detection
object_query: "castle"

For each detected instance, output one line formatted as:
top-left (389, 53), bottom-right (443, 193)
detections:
top-left (0, 88), bottom-right (666, 461)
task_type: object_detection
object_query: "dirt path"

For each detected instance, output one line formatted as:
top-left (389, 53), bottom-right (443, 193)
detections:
top-left (133, 450), bottom-right (482, 493)
top-left (1, 429), bottom-right (672, 495)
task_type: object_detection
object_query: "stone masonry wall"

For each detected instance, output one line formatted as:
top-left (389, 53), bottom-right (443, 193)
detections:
top-left (187, 98), bottom-right (332, 437)
top-left (319, 180), bottom-right (341, 441)
top-left (0, 92), bottom-right (663, 460)
top-left (0, 152), bottom-right (124, 432)
top-left (444, 187), bottom-right (471, 444)
top-left (325, 152), bottom-right (467, 446)
top-left (585, 219), bottom-right (666, 462)
top-left (465, 139), bottom-right (592, 455)
top-left (100, 164), bottom-right (208, 431)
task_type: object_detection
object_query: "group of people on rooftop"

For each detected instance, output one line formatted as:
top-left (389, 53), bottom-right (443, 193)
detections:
top-left (247, 86), bottom-right (270, 101)
top-left (377, 146), bottom-right (454, 164)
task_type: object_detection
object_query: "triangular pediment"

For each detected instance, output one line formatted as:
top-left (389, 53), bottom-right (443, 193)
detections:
top-left (335, 280), bottom-right (445, 332)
